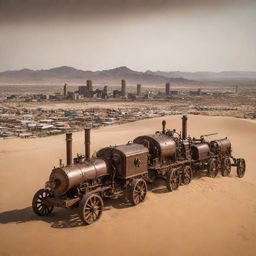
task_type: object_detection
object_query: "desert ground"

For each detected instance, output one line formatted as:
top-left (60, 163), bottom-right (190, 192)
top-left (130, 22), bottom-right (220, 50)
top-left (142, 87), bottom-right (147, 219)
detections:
top-left (0, 115), bottom-right (256, 256)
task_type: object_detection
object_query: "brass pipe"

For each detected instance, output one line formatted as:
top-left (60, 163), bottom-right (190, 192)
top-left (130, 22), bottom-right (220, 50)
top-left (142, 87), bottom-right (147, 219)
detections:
top-left (84, 128), bottom-right (91, 160)
top-left (66, 133), bottom-right (72, 166)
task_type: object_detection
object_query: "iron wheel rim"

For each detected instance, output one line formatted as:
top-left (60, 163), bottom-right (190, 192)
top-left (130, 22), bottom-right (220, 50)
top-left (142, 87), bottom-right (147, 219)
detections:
top-left (133, 180), bottom-right (147, 205)
top-left (32, 189), bottom-right (54, 216)
top-left (82, 194), bottom-right (103, 225)
top-left (183, 167), bottom-right (192, 185)
top-left (167, 170), bottom-right (179, 191)
top-left (208, 159), bottom-right (218, 178)
top-left (237, 159), bottom-right (246, 178)
top-left (222, 158), bottom-right (231, 176)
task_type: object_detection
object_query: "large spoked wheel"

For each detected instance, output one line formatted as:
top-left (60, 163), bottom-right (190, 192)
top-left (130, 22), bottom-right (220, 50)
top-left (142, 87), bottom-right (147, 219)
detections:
top-left (182, 166), bottom-right (192, 185)
top-left (129, 178), bottom-right (147, 206)
top-left (221, 157), bottom-right (231, 177)
top-left (32, 189), bottom-right (54, 216)
top-left (208, 158), bottom-right (218, 178)
top-left (237, 158), bottom-right (246, 178)
top-left (80, 194), bottom-right (104, 225)
top-left (166, 169), bottom-right (180, 191)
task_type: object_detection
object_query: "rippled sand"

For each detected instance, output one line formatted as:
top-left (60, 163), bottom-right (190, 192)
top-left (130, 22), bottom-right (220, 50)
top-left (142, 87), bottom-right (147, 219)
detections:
top-left (0, 115), bottom-right (256, 256)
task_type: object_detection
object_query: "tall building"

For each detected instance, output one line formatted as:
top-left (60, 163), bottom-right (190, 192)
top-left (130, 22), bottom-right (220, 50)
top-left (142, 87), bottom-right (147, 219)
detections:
top-left (103, 85), bottom-right (108, 98)
top-left (121, 80), bottom-right (126, 97)
top-left (78, 86), bottom-right (87, 96)
top-left (165, 83), bottom-right (170, 95)
top-left (63, 83), bottom-right (67, 97)
top-left (86, 80), bottom-right (93, 92)
top-left (137, 84), bottom-right (141, 96)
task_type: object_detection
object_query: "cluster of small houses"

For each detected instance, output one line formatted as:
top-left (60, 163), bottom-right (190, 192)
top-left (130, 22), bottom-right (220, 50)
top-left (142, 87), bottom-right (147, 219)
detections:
top-left (0, 107), bottom-right (182, 139)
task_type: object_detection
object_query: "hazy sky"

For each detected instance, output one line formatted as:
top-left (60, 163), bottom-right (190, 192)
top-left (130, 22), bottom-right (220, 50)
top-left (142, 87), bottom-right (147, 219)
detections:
top-left (0, 0), bottom-right (256, 72)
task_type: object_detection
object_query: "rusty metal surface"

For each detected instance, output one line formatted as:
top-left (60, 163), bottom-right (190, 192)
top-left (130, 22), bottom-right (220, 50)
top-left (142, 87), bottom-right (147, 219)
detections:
top-left (46, 197), bottom-right (80, 208)
top-left (33, 115), bottom-right (246, 223)
top-left (133, 133), bottom-right (176, 160)
top-left (210, 138), bottom-right (231, 154)
top-left (191, 143), bottom-right (210, 160)
top-left (49, 158), bottom-right (108, 195)
top-left (114, 143), bottom-right (149, 157)
top-left (97, 143), bottom-right (148, 179)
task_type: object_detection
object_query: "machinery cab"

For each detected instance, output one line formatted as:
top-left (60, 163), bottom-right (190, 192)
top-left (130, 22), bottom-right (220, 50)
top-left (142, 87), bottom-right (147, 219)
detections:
top-left (97, 143), bottom-right (149, 179)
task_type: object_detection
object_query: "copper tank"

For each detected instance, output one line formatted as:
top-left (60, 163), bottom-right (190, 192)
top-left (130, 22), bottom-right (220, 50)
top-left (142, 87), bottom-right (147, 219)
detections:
top-left (133, 134), bottom-right (176, 160)
top-left (49, 158), bottom-right (108, 195)
top-left (210, 139), bottom-right (231, 154)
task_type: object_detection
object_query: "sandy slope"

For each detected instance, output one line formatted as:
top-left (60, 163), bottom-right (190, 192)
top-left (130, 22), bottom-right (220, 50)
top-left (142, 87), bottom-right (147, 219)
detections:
top-left (0, 115), bottom-right (256, 256)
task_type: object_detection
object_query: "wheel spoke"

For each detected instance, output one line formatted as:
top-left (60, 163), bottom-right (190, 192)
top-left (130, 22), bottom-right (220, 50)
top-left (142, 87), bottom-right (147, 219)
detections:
top-left (93, 211), bottom-right (98, 219)
top-left (87, 199), bottom-right (93, 207)
top-left (85, 213), bottom-right (92, 222)
top-left (33, 189), bottom-right (54, 216)
top-left (81, 194), bottom-right (103, 224)
top-left (84, 210), bottom-right (91, 217)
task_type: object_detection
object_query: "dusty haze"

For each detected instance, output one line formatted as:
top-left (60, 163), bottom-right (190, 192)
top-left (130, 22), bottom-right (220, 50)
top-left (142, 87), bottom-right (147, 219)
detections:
top-left (0, 0), bottom-right (256, 72)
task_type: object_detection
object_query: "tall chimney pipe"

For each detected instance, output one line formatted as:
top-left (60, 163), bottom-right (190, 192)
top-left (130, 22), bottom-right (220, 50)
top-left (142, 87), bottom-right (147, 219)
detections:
top-left (162, 120), bottom-right (166, 134)
top-left (84, 128), bottom-right (91, 160)
top-left (66, 133), bottom-right (72, 166)
top-left (182, 115), bottom-right (188, 140)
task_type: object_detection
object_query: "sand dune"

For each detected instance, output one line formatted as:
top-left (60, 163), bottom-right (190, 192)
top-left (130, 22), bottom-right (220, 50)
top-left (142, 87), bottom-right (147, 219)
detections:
top-left (0, 115), bottom-right (256, 256)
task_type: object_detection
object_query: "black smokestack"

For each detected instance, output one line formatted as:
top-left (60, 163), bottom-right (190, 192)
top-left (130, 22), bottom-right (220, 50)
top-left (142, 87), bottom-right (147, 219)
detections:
top-left (162, 120), bottom-right (166, 134)
top-left (182, 115), bottom-right (187, 140)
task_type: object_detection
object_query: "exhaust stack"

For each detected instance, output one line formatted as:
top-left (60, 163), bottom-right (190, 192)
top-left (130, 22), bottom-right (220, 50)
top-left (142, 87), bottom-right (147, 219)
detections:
top-left (162, 120), bottom-right (166, 134)
top-left (182, 115), bottom-right (188, 140)
top-left (84, 128), bottom-right (91, 160)
top-left (66, 133), bottom-right (72, 166)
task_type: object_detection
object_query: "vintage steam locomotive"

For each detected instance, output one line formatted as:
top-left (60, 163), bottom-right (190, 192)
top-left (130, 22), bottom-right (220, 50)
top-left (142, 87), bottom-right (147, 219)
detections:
top-left (32, 115), bottom-right (246, 225)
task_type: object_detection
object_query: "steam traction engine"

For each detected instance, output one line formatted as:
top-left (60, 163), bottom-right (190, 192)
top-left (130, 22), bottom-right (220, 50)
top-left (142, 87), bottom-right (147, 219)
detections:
top-left (32, 116), bottom-right (246, 225)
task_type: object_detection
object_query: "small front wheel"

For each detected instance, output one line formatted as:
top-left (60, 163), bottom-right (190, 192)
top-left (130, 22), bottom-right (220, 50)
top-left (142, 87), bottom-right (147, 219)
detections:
top-left (80, 194), bottom-right (104, 225)
top-left (32, 189), bottom-right (54, 216)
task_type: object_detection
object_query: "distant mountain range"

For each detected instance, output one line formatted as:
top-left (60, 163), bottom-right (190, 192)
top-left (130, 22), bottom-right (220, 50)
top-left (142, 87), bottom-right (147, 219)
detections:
top-left (146, 70), bottom-right (256, 82)
top-left (0, 66), bottom-right (255, 85)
